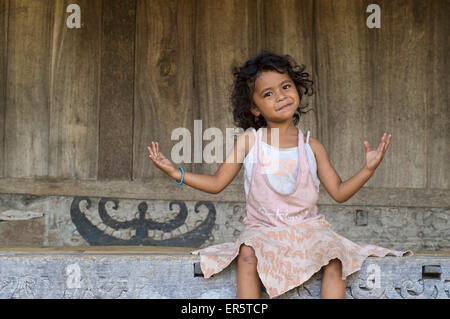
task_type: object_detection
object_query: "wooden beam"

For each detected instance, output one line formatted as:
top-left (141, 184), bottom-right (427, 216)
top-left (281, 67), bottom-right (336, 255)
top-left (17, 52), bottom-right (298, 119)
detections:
top-left (0, 177), bottom-right (447, 208)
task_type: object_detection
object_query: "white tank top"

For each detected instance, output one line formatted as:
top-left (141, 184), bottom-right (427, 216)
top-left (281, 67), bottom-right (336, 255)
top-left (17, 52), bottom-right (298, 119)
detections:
top-left (243, 128), bottom-right (320, 199)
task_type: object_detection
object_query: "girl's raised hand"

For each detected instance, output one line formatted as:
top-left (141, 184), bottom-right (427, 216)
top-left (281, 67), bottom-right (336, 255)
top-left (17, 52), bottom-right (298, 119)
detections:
top-left (147, 142), bottom-right (177, 178)
top-left (363, 133), bottom-right (392, 172)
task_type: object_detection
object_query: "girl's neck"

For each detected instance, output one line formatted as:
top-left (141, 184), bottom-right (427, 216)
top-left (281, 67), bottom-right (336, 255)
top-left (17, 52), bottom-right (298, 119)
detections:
top-left (264, 123), bottom-right (298, 137)
top-left (262, 123), bottom-right (299, 148)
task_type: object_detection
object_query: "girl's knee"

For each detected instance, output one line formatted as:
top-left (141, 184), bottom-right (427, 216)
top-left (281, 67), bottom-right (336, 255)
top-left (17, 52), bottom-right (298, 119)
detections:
top-left (238, 244), bottom-right (257, 264)
top-left (323, 258), bottom-right (342, 275)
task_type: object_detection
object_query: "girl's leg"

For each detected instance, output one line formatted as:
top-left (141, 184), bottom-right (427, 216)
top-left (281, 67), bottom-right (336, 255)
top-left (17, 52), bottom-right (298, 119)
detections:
top-left (236, 244), bottom-right (261, 299)
top-left (321, 258), bottom-right (346, 299)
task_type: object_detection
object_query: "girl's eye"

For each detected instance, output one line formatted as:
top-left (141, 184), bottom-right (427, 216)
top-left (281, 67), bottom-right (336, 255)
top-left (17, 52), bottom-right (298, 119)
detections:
top-left (263, 84), bottom-right (291, 98)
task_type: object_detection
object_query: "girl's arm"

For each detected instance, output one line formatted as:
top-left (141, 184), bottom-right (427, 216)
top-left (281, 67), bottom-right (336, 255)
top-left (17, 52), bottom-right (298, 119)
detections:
top-left (148, 130), bottom-right (252, 194)
top-left (311, 133), bottom-right (391, 203)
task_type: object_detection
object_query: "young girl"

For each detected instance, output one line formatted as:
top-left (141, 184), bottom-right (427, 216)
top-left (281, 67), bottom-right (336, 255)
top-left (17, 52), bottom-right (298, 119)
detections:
top-left (147, 51), bottom-right (412, 299)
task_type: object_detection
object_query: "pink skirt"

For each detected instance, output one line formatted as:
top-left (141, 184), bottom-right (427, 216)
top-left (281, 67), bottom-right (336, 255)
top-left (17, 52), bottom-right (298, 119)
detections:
top-left (191, 218), bottom-right (413, 298)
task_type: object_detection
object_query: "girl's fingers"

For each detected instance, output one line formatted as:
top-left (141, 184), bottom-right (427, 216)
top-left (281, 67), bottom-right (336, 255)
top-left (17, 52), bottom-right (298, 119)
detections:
top-left (148, 147), bottom-right (155, 161)
top-left (376, 140), bottom-right (384, 153)
top-left (385, 134), bottom-right (392, 151)
top-left (157, 143), bottom-right (160, 157)
top-left (379, 142), bottom-right (385, 153)
top-left (380, 134), bottom-right (391, 153)
top-left (148, 142), bottom-right (162, 161)
top-left (378, 133), bottom-right (388, 152)
top-left (148, 141), bottom-right (170, 174)
top-left (148, 144), bottom-right (157, 159)
top-left (147, 146), bottom-right (153, 157)
top-left (152, 142), bottom-right (157, 156)
top-left (363, 141), bottom-right (370, 153)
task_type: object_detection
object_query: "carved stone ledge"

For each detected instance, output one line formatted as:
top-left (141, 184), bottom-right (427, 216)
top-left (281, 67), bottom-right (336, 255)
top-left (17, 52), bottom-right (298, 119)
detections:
top-left (0, 249), bottom-right (448, 299)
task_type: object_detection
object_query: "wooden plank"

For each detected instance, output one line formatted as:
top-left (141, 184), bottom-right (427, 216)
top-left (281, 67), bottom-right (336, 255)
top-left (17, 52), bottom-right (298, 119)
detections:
top-left (134, 0), bottom-right (196, 181)
top-left (315, 0), bottom-right (432, 188)
top-left (193, 0), bottom-right (260, 175)
top-left (0, 178), bottom-right (448, 208)
top-left (4, 0), bottom-right (53, 177)
top-left (425, 0), bottom-right (449, 189)
top-left (98, 0), bottom-right (135, 180)
top-left (0, 0), bottom-right (8, 178)
top-left (314, 0), bottom-right (381, 184)
top-left (0, 245), bottom-right (195, 255)
top-left (262, 0), bottom-right (317, 136)
top-left (0, 245), bottom-right (447, 256)
top-left (48, 0), bottom-right (101, 179)
top-left (413, 250), bottom-right (450, 257)
top-left (360, 0), bottom-right (430, 188)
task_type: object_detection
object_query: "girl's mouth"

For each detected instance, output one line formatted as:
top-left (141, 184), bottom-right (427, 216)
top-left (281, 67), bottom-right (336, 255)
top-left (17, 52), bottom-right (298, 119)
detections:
top-left (277, 104), bottom-right (291, 112)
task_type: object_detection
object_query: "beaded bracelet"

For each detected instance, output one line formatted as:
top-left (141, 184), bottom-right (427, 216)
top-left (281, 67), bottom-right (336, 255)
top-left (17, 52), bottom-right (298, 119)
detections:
top-left (176, 167), bottom-right (184, 186)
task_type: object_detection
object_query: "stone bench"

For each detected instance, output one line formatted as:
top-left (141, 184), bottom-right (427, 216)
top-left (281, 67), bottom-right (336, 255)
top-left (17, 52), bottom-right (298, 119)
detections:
top-left (0, 246), bottom-right (448, 299)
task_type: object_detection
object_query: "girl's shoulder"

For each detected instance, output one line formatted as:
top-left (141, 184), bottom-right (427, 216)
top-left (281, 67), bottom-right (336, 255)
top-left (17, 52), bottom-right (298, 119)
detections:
top-left (241, 128), bottom-right (257, 158)
top-left (229, 128), bottom-right (257, 162)
top-left (307, 136), bottom-right (328, 161)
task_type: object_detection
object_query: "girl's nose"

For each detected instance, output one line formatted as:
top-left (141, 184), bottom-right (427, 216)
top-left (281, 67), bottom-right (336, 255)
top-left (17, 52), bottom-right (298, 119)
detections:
top-left (276, 90), bottom-right (287, 101)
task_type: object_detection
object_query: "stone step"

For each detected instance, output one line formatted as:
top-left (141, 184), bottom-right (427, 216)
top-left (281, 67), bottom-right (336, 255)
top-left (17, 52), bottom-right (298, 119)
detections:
top-left (0, 246), bottom-right (449, 299)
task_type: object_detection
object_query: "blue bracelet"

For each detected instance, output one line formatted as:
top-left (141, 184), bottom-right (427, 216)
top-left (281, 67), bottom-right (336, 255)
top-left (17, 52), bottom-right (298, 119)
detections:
top-left (176, 167), bottom-right (184, 186)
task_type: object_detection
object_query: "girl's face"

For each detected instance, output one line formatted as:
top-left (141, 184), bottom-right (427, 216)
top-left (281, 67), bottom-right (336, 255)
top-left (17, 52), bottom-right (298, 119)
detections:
top-left (249, 70), bottom-right (300, 124)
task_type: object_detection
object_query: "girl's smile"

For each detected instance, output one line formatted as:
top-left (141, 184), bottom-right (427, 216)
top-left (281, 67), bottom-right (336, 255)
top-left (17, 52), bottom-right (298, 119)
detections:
top-left (277, 103), bottom-right (292, 112)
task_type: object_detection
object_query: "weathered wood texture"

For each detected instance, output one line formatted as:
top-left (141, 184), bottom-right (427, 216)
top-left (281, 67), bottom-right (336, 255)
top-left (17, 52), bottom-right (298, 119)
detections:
top-left (262, 0), bottom-right (317, 137)
top-left (424, 0), bottom-right (449, 189)
top-left (49, 0), bottom-right (100, 179)
top-left (98, 0), bottom-right (135, 180)
top-left (0, 177), bottom-right (448, 208)
top-left (0, 0), bottom-right (448, 202)
top-left (0, 0), bottom-right (8, 178)
top-left (5, 0), bottom-right (52, 177)
top-left (315, 0), bottom-right (449, 188)
top-left (192, 0), bottom-right (262, 175)
top-left (134, 0), bottom-right (196, 181)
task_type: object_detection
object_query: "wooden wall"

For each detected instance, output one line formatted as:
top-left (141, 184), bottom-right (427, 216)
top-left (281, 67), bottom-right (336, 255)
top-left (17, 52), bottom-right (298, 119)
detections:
top-left (0, 0), bottom-right (448, 207)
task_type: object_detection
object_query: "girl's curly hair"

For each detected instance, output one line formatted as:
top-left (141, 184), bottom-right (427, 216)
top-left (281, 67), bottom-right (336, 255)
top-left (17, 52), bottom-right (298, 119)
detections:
top-left (230, 50), bottom-right (314, 131)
